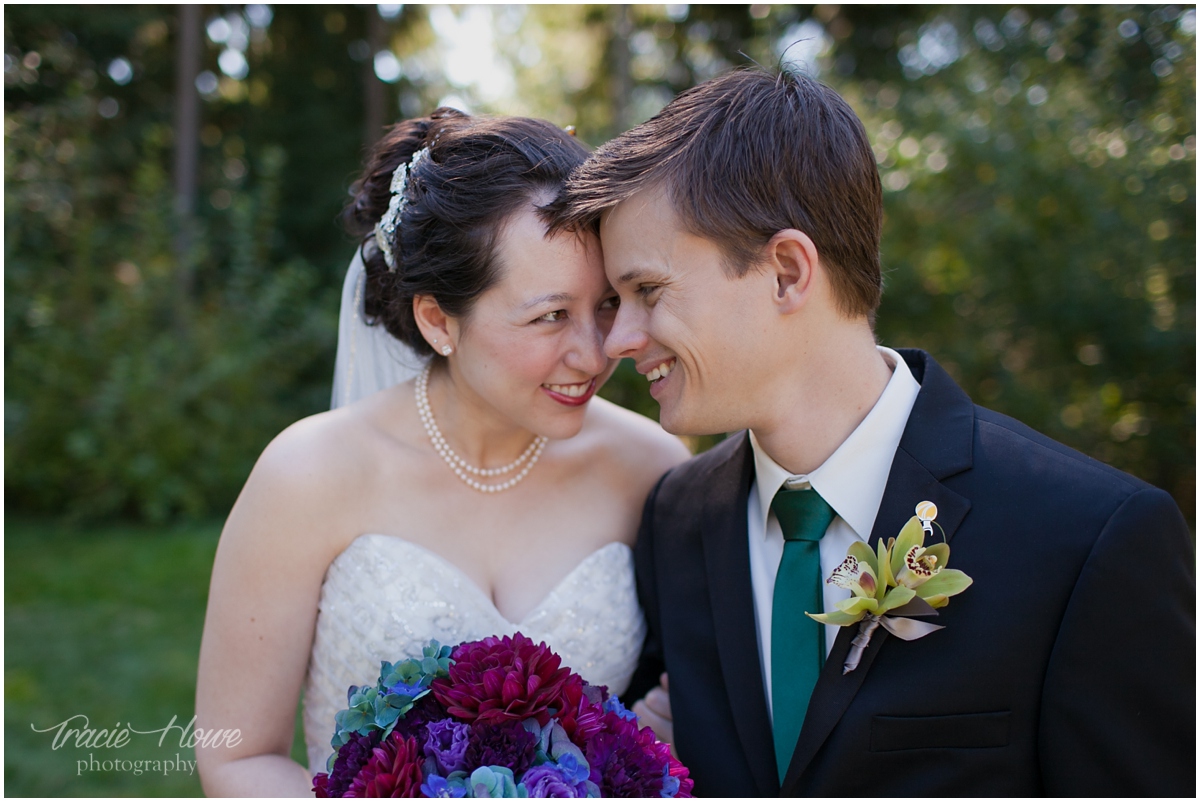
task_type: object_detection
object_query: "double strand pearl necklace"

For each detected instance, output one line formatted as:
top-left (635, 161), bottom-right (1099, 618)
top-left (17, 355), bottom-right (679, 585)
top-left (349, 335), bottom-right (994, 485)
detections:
top-left (415, 363), bottom-right (548, 494)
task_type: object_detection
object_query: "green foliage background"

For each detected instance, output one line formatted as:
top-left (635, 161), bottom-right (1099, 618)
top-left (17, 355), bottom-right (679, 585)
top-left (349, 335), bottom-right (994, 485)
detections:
top-left (5, 5), bottom-right (1194, 524)
top-left (2, 5), bottom-right (1195, 797)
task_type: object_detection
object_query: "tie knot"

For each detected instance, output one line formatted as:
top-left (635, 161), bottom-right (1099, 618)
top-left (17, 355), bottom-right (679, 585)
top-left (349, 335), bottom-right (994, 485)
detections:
top-left (771, 487), bottom-right (835, 542)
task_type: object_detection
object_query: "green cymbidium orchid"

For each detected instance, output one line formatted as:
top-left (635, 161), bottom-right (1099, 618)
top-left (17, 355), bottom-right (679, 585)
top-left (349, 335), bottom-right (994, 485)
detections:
top-left (806, 513), bottom-right (973, 625)
top-left (805, 506), bottom-right (974, 673)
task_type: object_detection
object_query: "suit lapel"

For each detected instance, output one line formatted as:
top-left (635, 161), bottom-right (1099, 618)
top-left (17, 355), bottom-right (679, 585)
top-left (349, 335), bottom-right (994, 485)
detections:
top-left (699, 432), bottom-right (780, 797)
top-left (780, 349), bottom-right (975, 794)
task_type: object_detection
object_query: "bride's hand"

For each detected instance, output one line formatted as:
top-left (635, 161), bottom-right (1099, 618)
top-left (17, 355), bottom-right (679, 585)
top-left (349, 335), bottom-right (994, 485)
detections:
top-left (632, 673), bottom-right (676, 758)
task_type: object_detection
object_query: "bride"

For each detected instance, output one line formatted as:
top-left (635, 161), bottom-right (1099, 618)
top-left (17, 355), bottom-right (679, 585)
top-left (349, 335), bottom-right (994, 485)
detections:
top-left (194, 109), bottom-right (688, 796)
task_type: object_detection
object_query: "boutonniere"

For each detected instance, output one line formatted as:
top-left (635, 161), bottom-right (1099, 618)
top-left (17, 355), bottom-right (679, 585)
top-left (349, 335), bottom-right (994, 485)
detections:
top-left (807, 502), bottom-right (973, 673)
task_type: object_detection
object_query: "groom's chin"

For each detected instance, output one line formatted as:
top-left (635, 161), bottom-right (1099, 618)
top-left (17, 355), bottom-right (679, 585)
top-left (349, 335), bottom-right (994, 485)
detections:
top-left (656, 403), bottom-right (724, 438)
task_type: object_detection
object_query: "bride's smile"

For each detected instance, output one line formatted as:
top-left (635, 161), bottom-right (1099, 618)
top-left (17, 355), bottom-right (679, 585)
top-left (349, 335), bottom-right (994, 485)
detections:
top-left (414, 196), bottom-right (619, 450)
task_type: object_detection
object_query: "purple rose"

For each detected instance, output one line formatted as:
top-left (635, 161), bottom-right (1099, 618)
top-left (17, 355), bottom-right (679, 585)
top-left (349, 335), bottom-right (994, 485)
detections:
top-left (423, 718), bottom-right (471, 775)
top-left (521, 764), bottom-right (590, 798)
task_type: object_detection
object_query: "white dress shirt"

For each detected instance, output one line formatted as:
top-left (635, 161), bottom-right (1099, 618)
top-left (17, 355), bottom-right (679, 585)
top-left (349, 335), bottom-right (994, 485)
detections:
top-left (747, 346), bottom-right (921, 722)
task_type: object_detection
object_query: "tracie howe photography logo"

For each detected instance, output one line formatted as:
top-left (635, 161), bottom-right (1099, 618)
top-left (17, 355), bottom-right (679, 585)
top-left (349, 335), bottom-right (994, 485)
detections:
top-left (30, 714), bottom-right (241, 777)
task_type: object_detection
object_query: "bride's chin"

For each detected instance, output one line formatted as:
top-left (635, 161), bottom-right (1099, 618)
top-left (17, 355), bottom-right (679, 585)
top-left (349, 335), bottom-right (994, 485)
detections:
top-left (528, 409), bottom-right (589, 441)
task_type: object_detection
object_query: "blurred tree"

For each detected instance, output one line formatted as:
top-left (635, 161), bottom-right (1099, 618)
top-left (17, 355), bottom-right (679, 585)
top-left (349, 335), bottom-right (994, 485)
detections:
top-left (4, 4), bottom-right (1194, 524)
top-left (569, 4), bottom-right (1196, 521)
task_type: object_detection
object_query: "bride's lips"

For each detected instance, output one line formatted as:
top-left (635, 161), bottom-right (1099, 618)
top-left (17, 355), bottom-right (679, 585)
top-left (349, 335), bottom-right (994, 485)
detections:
top-left (541, 378), bottom-right (598, 407)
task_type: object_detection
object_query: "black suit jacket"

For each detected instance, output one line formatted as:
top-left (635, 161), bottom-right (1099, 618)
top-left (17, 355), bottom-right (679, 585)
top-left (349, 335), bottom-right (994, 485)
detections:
top-left (631, 349), bottom-right (1194, 796)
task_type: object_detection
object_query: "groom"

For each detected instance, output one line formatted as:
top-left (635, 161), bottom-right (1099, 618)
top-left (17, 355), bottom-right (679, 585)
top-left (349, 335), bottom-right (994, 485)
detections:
top-left (552, 69), bottom-right (1194, 796)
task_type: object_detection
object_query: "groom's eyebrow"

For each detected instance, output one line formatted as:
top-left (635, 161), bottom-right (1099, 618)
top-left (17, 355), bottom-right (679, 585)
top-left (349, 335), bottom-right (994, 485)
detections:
top-left (521, 292), bottom-right (574, 309)
top-left (614, 269), bottom-right (660, 287)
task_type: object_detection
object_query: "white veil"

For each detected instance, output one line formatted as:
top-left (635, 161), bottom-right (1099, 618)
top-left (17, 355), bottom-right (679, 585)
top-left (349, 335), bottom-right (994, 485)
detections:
top-left (330, 246), bottom-right (428, 409)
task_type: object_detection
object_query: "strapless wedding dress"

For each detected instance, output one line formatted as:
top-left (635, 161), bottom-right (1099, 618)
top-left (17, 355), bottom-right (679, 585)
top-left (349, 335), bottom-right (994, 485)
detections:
top-left (302, 535), bottom-right (646, 772)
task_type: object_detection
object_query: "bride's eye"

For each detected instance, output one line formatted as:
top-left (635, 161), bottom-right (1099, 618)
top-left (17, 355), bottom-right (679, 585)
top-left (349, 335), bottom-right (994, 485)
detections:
top-left (599, 296), bottom-right (620, 311)
top-left (536, 310), bottom-right (567, 323)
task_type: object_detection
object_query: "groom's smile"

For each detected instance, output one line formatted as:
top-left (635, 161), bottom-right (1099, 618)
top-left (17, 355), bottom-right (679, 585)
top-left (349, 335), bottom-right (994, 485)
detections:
top-left (599, 186), bottom-right (773, 436)
top-left (643, 358), bottom-right (675, 387)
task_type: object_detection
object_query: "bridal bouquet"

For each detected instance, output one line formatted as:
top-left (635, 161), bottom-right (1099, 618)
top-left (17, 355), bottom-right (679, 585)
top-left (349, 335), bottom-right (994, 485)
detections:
top-left (312, 633), bottom-right (693, 798)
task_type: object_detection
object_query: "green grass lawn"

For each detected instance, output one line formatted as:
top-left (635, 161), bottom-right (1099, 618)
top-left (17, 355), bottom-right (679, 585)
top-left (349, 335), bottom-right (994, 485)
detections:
top-left (5, 518), bottom-right (307, 796)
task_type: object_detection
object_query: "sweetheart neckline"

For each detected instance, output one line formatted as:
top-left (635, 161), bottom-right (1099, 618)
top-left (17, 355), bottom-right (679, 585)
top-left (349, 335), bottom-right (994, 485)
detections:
top-left (347, 535), bottom-right (633, 627)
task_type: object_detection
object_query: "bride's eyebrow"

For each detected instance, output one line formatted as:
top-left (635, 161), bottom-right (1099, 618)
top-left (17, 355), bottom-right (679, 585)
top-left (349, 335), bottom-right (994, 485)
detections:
top-left (521, 292), bottom-right (574, 309)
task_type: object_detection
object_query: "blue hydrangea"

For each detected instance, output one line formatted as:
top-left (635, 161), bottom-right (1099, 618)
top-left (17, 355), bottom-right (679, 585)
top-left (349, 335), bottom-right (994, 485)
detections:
top-left (603, 695), bottom-right (639, 723)
top-left (421, 774), bottom-right (468, 798)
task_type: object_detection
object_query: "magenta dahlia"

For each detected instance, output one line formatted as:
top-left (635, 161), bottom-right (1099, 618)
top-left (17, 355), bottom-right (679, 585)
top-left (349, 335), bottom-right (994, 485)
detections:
top-left (557, 684), bottom-right (607, 749)
top-left (345, 731), bottom-right (423, 798)
top-left (431, 633), bottom-right (583, 727)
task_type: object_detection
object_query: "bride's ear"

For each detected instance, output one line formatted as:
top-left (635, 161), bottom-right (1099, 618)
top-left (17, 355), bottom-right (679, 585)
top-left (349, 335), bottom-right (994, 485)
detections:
top-left (413, 295), bottom-right (458, 353)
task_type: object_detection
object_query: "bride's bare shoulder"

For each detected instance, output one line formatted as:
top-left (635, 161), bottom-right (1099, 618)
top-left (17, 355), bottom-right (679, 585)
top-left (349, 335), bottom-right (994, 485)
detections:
top-left (580, 398), bottom-right (692, 488)
top-left (231, 387), bottom-right (419, 534)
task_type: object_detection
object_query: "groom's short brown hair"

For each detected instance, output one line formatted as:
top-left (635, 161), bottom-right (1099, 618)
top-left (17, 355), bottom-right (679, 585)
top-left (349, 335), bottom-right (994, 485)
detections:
top-left (551, 68), bottom-right (883, 318)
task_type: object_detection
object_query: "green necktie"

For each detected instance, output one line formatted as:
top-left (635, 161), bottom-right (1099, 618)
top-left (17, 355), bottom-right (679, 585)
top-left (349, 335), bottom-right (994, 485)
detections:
top-left (770, 486), bottom-right (835, 784)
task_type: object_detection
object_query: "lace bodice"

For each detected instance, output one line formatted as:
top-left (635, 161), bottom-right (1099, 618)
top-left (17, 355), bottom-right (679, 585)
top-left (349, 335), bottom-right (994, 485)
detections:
top-left (302, 535), bottom-right (646, 773)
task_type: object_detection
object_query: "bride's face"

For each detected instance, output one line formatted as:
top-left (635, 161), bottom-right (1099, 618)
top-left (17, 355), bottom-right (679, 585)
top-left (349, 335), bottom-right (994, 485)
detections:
top-left (448, 207), bottom-right (618, 439)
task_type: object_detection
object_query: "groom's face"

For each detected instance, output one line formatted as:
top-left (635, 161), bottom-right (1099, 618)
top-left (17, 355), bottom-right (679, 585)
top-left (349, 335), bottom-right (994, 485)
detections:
top-left (600, 185), bottom-right (774, 435)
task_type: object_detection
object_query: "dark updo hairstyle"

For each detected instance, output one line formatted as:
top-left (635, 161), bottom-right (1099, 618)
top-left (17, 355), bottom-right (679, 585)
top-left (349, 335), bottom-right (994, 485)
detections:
top-left (344, 108), bottom-right (590, 356)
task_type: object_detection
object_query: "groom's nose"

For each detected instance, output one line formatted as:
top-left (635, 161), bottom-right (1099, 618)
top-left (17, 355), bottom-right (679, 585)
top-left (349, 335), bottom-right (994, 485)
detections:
top-left (603, 303), bottom-right (649, 360)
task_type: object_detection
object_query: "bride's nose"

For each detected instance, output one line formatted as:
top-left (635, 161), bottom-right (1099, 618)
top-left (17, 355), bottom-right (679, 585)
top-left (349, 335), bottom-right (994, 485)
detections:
top-left (564, 318), bottom-right (609, 375)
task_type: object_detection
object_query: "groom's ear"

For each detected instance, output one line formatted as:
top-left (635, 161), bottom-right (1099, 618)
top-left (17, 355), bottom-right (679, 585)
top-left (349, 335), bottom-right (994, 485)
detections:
top-left (764, 228), bottom-right (821, 315)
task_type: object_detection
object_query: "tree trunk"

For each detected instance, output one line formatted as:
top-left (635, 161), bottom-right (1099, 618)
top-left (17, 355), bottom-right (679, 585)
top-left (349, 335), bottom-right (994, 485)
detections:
top-left (364, 6), bottom-right (387, 151)
top-left (172, 4), bottom-right (202, 302)
top-left (610, 5), bottom-right (633, 134)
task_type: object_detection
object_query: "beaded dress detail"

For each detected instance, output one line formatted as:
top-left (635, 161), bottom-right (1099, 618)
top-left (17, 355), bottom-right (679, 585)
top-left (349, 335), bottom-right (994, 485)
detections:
top-left (302, 535), bottom-right (645, 773)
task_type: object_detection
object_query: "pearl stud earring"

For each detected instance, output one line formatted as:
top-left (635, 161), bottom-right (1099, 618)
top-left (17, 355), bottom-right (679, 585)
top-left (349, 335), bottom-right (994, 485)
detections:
top-left (441, 345), bottom-right (453, 356)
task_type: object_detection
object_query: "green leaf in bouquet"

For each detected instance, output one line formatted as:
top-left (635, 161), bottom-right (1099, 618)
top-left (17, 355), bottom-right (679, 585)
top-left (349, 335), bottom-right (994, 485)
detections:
top-left (347, 685), bottom-right (375, 708)
top-left (373, 703), bottom-right (403, 731)
top-left (334, 707), bottom-right (372, 736)
top-left (467, 766), bottom-right (524, 798)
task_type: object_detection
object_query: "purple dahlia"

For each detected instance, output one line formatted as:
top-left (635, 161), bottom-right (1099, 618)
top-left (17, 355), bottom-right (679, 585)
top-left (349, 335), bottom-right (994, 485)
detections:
top-left (585, 709), bottom-right (694, 798)
top-left (392, 692), bottom-right (449, 740)
top-left (314, 730), bottom-right (381, 798)
top-left (464, 719), bottom-right (538, 777)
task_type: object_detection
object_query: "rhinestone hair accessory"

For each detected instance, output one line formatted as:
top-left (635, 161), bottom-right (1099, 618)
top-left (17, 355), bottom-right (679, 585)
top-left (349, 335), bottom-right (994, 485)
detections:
top-left (374, 146), bottom-right (430, 272)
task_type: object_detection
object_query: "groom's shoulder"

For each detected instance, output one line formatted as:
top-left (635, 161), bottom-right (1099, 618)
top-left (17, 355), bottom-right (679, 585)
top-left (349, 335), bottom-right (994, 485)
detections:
top-left (904, 348), bottom-right (1159, 504)
top-left (653, 431), bottom-right (750, 502)
top-left (966, 402), bottom-right (1159, 508)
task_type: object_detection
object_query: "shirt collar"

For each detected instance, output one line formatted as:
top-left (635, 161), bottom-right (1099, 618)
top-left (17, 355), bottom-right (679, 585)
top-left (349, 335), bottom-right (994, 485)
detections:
top-left (750, 346), bottom-right (921, 542)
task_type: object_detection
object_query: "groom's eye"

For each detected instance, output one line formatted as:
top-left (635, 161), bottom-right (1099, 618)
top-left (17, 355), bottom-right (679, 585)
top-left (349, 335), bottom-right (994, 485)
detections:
top-left (635, 284), bottom-right (661, 300)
